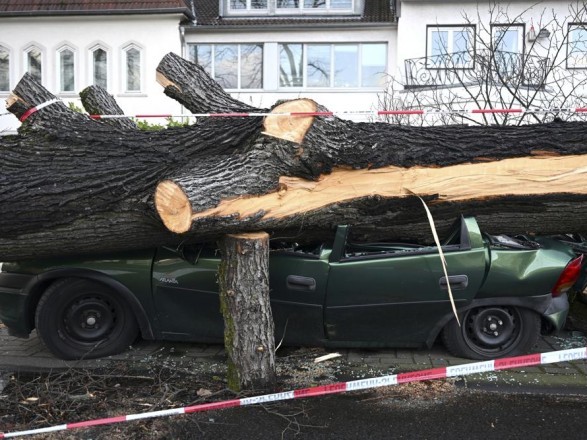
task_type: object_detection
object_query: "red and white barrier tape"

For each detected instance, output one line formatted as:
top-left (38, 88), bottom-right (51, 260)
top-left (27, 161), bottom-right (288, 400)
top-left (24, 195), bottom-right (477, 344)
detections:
top-left (3, 99), bottom-right (587, 122)
top-left (16, 99), bottom-right (61, 122)
top-left (88, 107), bottom-right (587, 119)
top-left (1, 346), bottom-right (585, 438)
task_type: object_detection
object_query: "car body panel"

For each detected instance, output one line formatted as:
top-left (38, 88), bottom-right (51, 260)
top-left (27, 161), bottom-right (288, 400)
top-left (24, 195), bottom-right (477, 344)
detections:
top-left (0, 216), bottom-right (576, 356)
top-left (0, 250), bottom-right (155, 337)
top-left (151, 245), bottom-right (330, 345)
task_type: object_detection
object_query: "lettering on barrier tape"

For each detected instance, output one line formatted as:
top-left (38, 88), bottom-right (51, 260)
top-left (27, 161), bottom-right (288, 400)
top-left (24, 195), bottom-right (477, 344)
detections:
top-left (346, 375), bottom-right (398, 391)
top-left (541, 347), bottom-right (587, 364)
top-left (1, 346), bottom-right (586, 439)
top-left (495, 353), bottom-right (541, 370)
top-left (241, 391), bottom-right (294, 405)
top-left (294, 382), bottom-right (346, 398)
top-left (446, 361), bottom-right (494, 377)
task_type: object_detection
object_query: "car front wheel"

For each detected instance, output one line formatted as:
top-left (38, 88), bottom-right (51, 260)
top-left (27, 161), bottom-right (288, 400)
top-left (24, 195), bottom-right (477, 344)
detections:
top-left (35, 278), bottom-right (139, 360)
top-left (442, 306), bottom-right (540, 360)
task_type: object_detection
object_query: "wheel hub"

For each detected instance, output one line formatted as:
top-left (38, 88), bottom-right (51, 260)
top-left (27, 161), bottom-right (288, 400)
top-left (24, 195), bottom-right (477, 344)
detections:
top-left (64, 297), bottom-right (115, 342)
top-left (465, 307), bottom-right (518, 349)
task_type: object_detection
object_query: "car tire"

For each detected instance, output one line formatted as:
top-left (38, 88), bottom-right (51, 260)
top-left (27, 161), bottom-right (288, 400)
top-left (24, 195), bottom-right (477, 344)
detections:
top-left (35, 278), bottom-right (139, 360)
top-left (442, 306), bottom-right (540, 360)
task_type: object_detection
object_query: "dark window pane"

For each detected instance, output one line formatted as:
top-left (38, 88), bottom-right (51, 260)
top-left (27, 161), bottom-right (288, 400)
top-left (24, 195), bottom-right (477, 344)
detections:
top-left (307, 44), bottom-right (330, 87)
top-left (241, 44), bottom-right (263, 89)
top-left (304, 0), bottom-right (325, 8)
top-left (189, 45), bottom-right (212, 75)
top-left (214, 44), bottom-right (238, 88)
top-left (0, 47), bottom-right (9, 91)
top-left (27, 48), bottom-right (42, 82)
top-left (279, 43), bottom-right (303, 87)
top-left (93, 48), bottom-right (107, 89)
top-left (60, 49), bottom-right (74, 92)
top-left (126, 48), bottom-right (140, 91)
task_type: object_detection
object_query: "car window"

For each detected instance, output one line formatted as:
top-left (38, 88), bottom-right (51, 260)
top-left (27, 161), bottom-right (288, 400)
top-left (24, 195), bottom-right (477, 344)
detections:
top-left (270, 241), bottom-right (325, 258)
top-left (343, 218), bottom-right (465, 261)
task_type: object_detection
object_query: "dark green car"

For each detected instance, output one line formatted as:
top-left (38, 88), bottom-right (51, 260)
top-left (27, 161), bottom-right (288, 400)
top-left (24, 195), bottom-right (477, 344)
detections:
top-left (0, 216), bottom-right (581, 361)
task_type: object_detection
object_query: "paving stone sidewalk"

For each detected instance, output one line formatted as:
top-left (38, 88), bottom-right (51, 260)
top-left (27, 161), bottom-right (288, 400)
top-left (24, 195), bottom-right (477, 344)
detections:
top-left (1, 325), bottom-right (586, 394)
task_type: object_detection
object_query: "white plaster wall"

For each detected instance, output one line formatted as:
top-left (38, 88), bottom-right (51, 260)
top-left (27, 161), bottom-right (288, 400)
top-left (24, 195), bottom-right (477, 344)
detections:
top-left (184, 26), bottom-right (397, 118)
top-left (0, 14), bottom-right (184, 133)
top-left (397, 0), bottom-right (585, 77)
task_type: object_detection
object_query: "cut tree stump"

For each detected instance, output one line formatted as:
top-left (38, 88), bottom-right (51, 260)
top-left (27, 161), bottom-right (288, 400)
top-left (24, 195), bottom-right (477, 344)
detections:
top-left (218, 232), bottom-right (276, 392)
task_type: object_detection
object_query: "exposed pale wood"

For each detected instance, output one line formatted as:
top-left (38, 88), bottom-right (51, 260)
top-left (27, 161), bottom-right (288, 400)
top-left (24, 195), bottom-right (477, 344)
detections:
top-left (227, 231), bottom-right (269, 241)
top-left (5, 94), bottom-right (21, 108)
top-left (155, 71), bottom-right (177, 90)
top-left (175, 154), bottom-right (587, 228)
top-left (154, 180), bottom-right (192, 234)
top-left (262, 99), bottom-right (317, 143)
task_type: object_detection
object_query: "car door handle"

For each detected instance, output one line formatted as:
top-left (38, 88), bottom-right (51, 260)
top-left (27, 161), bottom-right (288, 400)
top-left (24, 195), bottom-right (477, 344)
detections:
top-left (439, 275), bottom-right (469, 290)
top-left (286, 275), bottom-right (316, 291)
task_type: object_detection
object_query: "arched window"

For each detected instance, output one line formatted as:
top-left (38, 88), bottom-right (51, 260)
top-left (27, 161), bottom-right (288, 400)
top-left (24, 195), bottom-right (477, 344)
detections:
top-left (91, 46), bottom-right (108, 89)
top-left (0, 45), bottom-right (9, 91)
top-left (58, 46), bottom-right (75, 92)
top-left (123, 44), bottom-right (141, 92)
top-left (25, 45), bottom-right (43, 82)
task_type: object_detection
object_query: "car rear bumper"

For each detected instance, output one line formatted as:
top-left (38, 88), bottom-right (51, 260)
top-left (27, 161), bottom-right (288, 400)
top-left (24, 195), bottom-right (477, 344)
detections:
top-left (542, 293), bottom-right (570, 332)
top-left (0, 272), bottom-right (35, 337)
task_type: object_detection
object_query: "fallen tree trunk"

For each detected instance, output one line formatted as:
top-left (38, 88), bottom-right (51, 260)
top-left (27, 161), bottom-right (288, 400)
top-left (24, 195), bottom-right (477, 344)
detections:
top-left (0, 72), bottom-right (262, 259)
top-left (2, 53), bottom-right (587, 261)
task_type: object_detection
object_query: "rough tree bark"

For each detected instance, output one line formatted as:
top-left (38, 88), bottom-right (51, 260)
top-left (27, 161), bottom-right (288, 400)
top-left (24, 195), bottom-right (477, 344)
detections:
top-left (154, 54), bottom-right (587, 243)
top-left (0, 72), bottom-right (261, 260)
top-left (218, 232), bottom-right (276, 392)
top-left (2, 53), bottom-right (587, 262)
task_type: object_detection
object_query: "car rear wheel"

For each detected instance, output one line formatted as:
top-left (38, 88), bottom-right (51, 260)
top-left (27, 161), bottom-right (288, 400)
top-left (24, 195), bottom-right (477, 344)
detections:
top-left (442, 306), bottom-right (540, 360)
top-left (35, 278), bottom-right (139, 360)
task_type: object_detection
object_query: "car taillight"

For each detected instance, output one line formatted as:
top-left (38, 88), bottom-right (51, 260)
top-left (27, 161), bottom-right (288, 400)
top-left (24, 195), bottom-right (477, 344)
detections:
top-left (551, 254), bottom-right (584, 297)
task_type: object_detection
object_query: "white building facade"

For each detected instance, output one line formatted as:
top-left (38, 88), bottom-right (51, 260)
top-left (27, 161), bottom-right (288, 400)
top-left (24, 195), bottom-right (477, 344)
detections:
top-left (395, 0), bottom-right (587, 124)
top-left (182, 0), bottom-right (397, 113)
top-left (0, 1), bottom-right (193, 132)
top-left (1, 1), bottom-right (586, 132)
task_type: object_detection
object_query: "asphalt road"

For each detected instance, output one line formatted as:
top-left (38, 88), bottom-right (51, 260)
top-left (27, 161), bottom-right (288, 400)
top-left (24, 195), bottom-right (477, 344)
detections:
top-left (156, 389), bottom-right (587, 439)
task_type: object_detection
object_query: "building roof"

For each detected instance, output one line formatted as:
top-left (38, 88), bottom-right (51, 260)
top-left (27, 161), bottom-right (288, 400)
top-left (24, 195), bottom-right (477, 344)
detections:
top-left (0, 0), bottom-right (195, 19)
top-left (190, 0), bottom-right (396, 28)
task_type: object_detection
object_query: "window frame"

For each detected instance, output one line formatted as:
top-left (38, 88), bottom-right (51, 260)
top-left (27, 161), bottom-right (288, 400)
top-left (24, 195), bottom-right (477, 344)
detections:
top-left (56, 44), bottom-right (77, 95)
top-left (224, 0), bottom-right (359, 16)
top-left (425, 24), bottom-right (476, 70)
top-left (187, 43), bottom-right (264, 90)
top-left (121, 42), bottom-right (144, 94)
top-left (278, 42), bottom-right (387, 90)
top-left (490, 23), bottom-right (525, 54)
top-left (23, 43), bottom-right (45, 84)
top-left (88, 43), bottom-right (110, 91)
top-left (227, 0), bottom-right (268, 12)
top-left (567, 23), bottom-right (587, 70)
top-left (0, 44), bottom-right (11, 93)
top-left (275, 0), bottom-right (354, 13)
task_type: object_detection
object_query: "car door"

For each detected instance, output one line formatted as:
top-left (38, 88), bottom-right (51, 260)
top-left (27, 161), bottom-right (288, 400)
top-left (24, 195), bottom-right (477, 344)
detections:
top-left (268, 247), bottom-right (330, 345)
top-left (152, 245), bottom-right (224, 341)
top-left (324, 217), bottom-right (488, 346)
top-left (151, 243), bottom-right (330, 345)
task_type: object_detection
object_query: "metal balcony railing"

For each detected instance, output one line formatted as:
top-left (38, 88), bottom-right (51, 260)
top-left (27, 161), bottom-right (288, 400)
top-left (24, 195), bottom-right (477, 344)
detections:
top-left (404, 50), bottom-right (550, 89)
